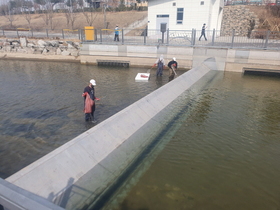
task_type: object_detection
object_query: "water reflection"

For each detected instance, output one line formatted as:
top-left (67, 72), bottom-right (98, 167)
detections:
top-left (103, 72), bottom-right (280, 210)
top-left (0, 60), bottom-right (186, 178)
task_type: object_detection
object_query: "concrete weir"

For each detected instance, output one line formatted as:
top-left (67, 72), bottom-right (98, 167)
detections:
top-left (5, 58), bottom-right (219, 209)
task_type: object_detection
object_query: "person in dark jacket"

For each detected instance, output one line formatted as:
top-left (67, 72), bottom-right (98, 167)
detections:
top-left (167, 57), bottom-right (178, 81)
top-left (82, 79), bottom-right (99, 122)
top-left (199, 23), bottom-right (207, 41)
top-left (153, 55), bottom-right (165, 77)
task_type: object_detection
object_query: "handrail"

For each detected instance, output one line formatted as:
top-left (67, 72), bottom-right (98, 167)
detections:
top-left (1, 28), bottom-right (280, 51)
top-left (0, 178), bottom-right (64, 210)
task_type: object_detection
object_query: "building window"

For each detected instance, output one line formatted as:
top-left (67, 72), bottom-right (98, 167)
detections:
top-left (200, 1), bottom-right (204, 5)
top-left (177, 8), bottom-right (184, 24)
top-left (157, 15), bottom-right (170, 18)
top-left (173, 2), bottom-right (176, 6)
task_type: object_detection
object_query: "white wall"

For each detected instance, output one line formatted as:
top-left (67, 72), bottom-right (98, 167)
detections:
top-left (148, 0), bottom-right (223, 31)
top-left (210, 0), bottom-right (224, 31)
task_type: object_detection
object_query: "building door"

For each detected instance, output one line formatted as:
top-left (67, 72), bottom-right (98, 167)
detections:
top-left (156, 15), bottom-right (169, 32)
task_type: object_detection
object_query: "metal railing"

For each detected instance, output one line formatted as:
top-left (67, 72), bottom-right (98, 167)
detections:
top-left (0, 28), bottom-right (81, 40)
top-left (80, 28), bottom-right (280, 50)
top-left (1, 28), bottom-right (280, 50)
top-left (0, 178), bottom-right (64, 210)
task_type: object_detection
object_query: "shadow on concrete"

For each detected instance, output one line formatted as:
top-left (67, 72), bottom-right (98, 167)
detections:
top-left (49, 177), bottom-right (94, 209)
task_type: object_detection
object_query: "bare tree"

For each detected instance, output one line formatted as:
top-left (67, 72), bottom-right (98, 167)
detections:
top-left (107, 0), bottom-right (119, 11)
top-left (0, 3), bottom-right (17, 28)
top-left (33, 3), bottom-right (41, 14)
top-left (0, 5), bottom-right (8, 16)
top-left (42, 3), bottom-right (54, 29)
top-left (64, 11), bottom-right (78, 29)
top-left (81, 4), bottom-right (98, 26)
top-left (34, 0), bottom-right (63, 29)
top-left (23, 10), bottom-right (32, 29)
top-left (64, 0), bottom-right (79, 29)
top-left (20, 0), bottom-right (34, 29)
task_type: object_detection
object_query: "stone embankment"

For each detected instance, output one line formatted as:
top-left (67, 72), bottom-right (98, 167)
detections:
top-left (221, 5), bottom-right (259, 37)
top-left (0, 37), bottom-right (80, 60)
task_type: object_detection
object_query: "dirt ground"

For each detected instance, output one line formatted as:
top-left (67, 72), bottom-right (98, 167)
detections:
top-left (0, 10), bottom-right (147, 31)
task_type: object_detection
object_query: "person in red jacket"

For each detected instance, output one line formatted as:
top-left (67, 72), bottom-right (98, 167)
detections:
top-left (82, 79), bottom-right (100, 122)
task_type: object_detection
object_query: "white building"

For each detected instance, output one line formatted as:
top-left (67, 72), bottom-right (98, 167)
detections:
top-left (148, 0), bottom-right (224, 31)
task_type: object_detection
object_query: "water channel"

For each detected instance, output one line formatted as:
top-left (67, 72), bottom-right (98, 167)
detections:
top-left (1, 60), bottom-right (280, 210)
top-left (0, 60), bottom-right (185, 179)
top-left (100, 71), bottom-right (280, 210)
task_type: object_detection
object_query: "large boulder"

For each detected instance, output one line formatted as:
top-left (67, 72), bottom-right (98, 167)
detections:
top-left (33, 47), bottom-right (43, 54)
top-left (12, 42), bottom-right (20, 47)
top-left (56, 48), bottom-right (62, 55)
top-left (4, 46), bottom-right (11, 52)
top-left (20, 37), bottom-right (27, 47)
top-left (47, 40), bottom-right (59, 47)
top-left (61, 50), bottom-right (70, 56)
top-left (27, 43), bottom-right (35, 48)
top-left (26, 48), bottom-right (35, 54)
top-left (17, 48), bottom-right (27, 53)
top-left (70, 50), bottom-right (79, 56)
top-left (37, 40), bottom-right (47, 47)
top-left (42, 48), bottom-right (49, 54)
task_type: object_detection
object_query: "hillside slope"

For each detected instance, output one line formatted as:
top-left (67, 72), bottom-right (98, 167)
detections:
top-left (248, 5), bottom-right (280, 31)
top-left (0, 11), bottom-right (147, 31)
top-left (1, 6), bottom-right (278, 34)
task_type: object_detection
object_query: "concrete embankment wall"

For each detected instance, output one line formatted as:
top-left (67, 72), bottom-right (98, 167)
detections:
top-left (6, 58), bottom-right (218, 209)
top-left (80, 44), bottom-right (280, 72)
top-left (1, 38), bottom-right (280, 72)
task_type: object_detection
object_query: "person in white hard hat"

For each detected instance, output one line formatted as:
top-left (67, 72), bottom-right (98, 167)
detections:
top-left (82, 79), bottom-right (100, 122)
top-left (153, 55), bottom-right (165, 77)
top-left (167, 57), bottom-right (178, 81)
top-left (114, 25), bottom-right (119, 41)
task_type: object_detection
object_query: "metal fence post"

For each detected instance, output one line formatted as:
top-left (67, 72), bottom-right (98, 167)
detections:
top-left (166, 28), bottom-right (169, 45)
top-left (264, 30), bottom-right (270, 49)
top-left (122, 29), bottom-right (124, 44)
top-left (31, 29), bottom-right (33, 37)
top-left (16, 28), bottom-right (19, 38)
top-left (94, 29), bottom-right (97, 41)
top-left (211, 29), bottom-right (215, 46)
top-left (231, 29), bottom-right (235, 48)
top-left (144, 26), bottom-right (147, 45)
top-left (46, 29), bottom-right (49, 38)
top-left (191, 29), bottom-right (196, 46)
top-left (2, 29), bottom-right (4, 36)
top-left (62, 29), bottom-right (64, 39)
top-left (100, 29), bottom-right (102, 43)
top-left (191, 29), bottom-right (193, 46)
